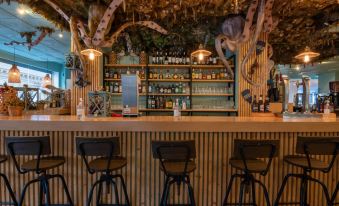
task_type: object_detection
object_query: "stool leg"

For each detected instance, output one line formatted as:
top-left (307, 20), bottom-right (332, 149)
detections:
top-left (38, 181), bottom-right (44, 206)
top-left (19, 178), bottom-right (40, 206)
top-left (117, 174), bottom-right (130, 206)
top-left (251, 179), bottom-right (256, 206)
top-left (0, 173), bottom-right (18, 206)
top-left (332, 183), bottom-right (339, 204)
top-left (300, 178), bottom-right (308, 206)
top-left (87, 179), bottom-right (105, 206)
top-left (238, 180), bottom-right (246, 206)
top-left (254, 179), bottom-right (270, 206)
top-left (53, 174), bottom-right (74, 206)
top-left (43, 179), bottom-right (51, 206)
top-left (274, 173), bottom-right (294, 206)
top-left (307, 176), bottom-right (332, 206)
top-left (161, 176), bottom-right (170, 205)
top-left (223, 174), bottom-right (243, 205)
top-left (186, 176), bottom-right (195, 206)
top-left (96, 180), bottom-right (103, 205)
top-left (109, 179), bottom-right (120, 204)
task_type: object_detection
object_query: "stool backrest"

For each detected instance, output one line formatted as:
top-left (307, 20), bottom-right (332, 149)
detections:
top-left (152, 140), bottom-right (196, 160)
top-left (233, 139), bottom-right (279, 175)
top-left (76, 137), bottom-right (120, 156)
top-left (5, 136), bottom-right (51, 174)
top-left (75, 137), bottom-right (120, 174)
top-left (296, 136), bottom-right (338, 172)
top-left (233, 139), bottom-right (280, 159)
top-left (296, 136), bottom-right (339, 155)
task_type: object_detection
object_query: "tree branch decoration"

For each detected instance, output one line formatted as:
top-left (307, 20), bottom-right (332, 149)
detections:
top-left (4, 27), bottom-right (54, 50)
top-left (43, 0), bottom-right (168, 88)
top-left (215, 0), bottom-right (277, 87)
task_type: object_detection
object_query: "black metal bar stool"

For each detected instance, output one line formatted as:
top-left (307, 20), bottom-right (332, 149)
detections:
top-left (0, 155), bottom-right (18, 206)
top-left (5, 136), bottom-right (74, 206)
top-left (223, 139), bottom-right (279, 206)
top-left (152, 140), bottom-right (196, 206)
top-left (76, 137), bottom-right (130, 206)
top-left (333, 182), bottom-right (339, 205)
top-left (274, 136), bottom-right (338, 206)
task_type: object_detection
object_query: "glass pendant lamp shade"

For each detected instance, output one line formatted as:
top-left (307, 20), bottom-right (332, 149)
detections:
top-left (42, 74), bottom-right (52, 87)
top-left (191, 44), bottom-right (212, 61)
top-left (8, 64), bottom-right (21, 83)
top-left (295, 46), bottom-right (320, 63)
top-left (80, 48), bottom-right (103, 61)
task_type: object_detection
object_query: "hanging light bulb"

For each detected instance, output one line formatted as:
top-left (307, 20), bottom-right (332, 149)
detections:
top-left (81, 48), bottom-right (102, 61)
top-left (295, 46), bottom-right (320, 63)
top-left (8, 47), bottom-right (21, 83)
top-left (191, 44), bottom-right (212, 62)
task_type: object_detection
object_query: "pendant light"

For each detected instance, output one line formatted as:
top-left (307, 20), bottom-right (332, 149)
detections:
top-left (191, 44), bottom-right (212, 61)
top-left (42, 59), bottom-right (52, 88)
top-left (8, 47), bottom-right (21, 83)
top-left (295, 46), bottom-right (320, 63)
top-left (81, 48), bottom-right (102, 61)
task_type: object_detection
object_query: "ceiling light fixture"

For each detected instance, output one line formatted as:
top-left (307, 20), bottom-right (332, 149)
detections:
top-left (8, 47), bottom-right (21, 84)
top-left (295, 46), bottom-right (320, 63)
top-left (17, 7), bottom-right (25, 15)
top-left (80, 48), bottom-right (102, 61)
top-left (191, 44), bottom-right (211, 62)
top-left (58, 33), bottom-right (63, 38)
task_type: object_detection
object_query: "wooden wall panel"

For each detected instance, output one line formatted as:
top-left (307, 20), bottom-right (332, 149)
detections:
top-left (0, 131), bottom-right (338, 205)
top-left (237, 33), bottom-right (270, 116)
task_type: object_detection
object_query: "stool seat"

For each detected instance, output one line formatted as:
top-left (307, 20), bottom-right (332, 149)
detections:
top-left (0, 155), bottom-right (7, 163)
top-left (88, 156), bottom-right (127, 172)
top-left (283, 155), bottom-right (329, 170)
top-left (229, 158), bottom-right (267, 173)
top-left (160, 160), bottom-right (196, 175)
top-left (21, 156), bottom-right (65, 171)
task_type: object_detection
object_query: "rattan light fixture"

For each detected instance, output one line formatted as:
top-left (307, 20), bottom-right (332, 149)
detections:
top-left (8, 47), bottom-right (21, 83)
top-left (295, 46), bottom-right (320, 63)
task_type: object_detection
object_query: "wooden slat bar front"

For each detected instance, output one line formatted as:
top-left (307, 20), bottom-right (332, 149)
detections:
top-left (0, 116), bottom-right (338, 205)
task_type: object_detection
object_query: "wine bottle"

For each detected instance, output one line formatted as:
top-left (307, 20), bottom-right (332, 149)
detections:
top-left (258, 95), bottom-right (264, 112)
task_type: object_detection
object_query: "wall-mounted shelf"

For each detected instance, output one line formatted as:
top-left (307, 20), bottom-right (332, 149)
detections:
top-left (111, 93), bottom-right (147, 96)
top-left (148, 79), bottom-right (190, 82)
top-left (104, 78), bottom-right (146, 81)
top-left (192, 80), bottom-right (234, 83)
top-left (105, 64), bottom-right (147, 67)
top-left (191, 65), bottom-right (234, 69)
top-left (148, 64), bottom-right (191, 68)
top-left (147, 93), bottom-right (190, 96)
top-left (192, 94), bottom-right (234, 97)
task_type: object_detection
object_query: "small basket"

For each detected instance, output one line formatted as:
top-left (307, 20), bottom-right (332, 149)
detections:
top-left (8, 106), bottom-right (24, 116)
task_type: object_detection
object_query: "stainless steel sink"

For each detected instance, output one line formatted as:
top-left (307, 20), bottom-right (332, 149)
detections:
top-left (282, 112), bottom-right (323, 119)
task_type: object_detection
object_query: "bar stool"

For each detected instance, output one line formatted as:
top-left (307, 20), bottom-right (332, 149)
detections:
top-left (76, 137), bottom-right (130, 206)
top-left (0, 155), bottom-right (18, 206)
top-left (5, 136), bottom-right (74, 206)
top-left (333, 182), bottom-right (339, 205)
top-left (152, 140), bottom-right (196, 206)
top-left (274, 136), bottom-right (338, 206)
top-left (223, 139), bottom-right (280, 206)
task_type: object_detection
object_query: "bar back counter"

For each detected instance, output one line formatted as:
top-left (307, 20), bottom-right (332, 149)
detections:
top-left (0, 115), bottom-right (338, 205)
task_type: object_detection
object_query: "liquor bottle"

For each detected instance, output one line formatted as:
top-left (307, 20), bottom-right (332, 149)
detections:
top-left (76, 98), bottom-right (85, 120)
top-left (159, 50), bottom-right (164, 64)
top-left (192, 69), bottom-right (196, 79)
top-left (105, 82), bottom-right (110, 92)
top-left (152, 50), bottom-right (156, 64)
top-left (140, 67), bottom-right (145, 79)
top-left (164, 50), bottom-right (169, 65)
top-left (186, 54), bottom-right (190, 65)
top-left (168, 98), bottom-right (173, 109)
top-left (148, 83), bottom-right (153, 93)
top-left (113, 71), bottom-right (118, 79)
top-left (110, 82), bottom-right (114, 93)
top-left (165, 70), bottom-right (170, 79)
top-left (213, 56), bottom-right (217, 65)
top-left (156, 51), bottom-right (159, 64)
top-left (258, 95), bottom-right (264, 112)
top-left (252, 95), bottom-right (259, 112)
top-left (149, 70), bottom-right (153, 79)
top-left (173, 99), bottom-right (181, 117)
top-left (186, 96), bottom-right (191, 109)
top-left (264, 96), bottom-right (270, 112)
top-left (175, 84), bottom-right (179, 94)
top-left (119, 83), bottom-right (122, 93)
top-left (153, 70), bottom-right (158, 79)
top-left (168, 50), bottom-right (172, 65)
top-left (118, 69), bottom-right (121, 79)
top-left (329, 96), bottom-right (334, 113)
top-left (211, 71), bottom-right (216, 79)
top-left (175, 52), bottom-right (179, 64)
top-left (198, 69), bottom-right (203, 80)
top-left (148, 97), bottom-right (152, 108)
top-left (105, 69), bottom-right (110, 78)
top-left (151, 96), bottom-right (156, 109)
top-left (207, 71), bottom-right (212, 80)
top-left (183, 52), bottom-right (187, 65)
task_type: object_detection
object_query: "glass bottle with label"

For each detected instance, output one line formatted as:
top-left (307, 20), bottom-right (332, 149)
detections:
top-left (252, 95), bottom-right (259, 112)
top-left (258, 95), bottom-right (264, 112)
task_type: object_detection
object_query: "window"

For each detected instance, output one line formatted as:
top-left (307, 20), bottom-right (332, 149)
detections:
top-left (0, 62), bottom-right (58, 88)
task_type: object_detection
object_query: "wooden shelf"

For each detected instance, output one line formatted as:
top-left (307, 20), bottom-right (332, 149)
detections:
top-left (105, 64), bottom-right (147, 67)
top-left (147, 93), bottom-right (189, 96)
top-left (104, 78), bottom-right (146, 81)
top-left (148, 64), bottom-right (191, 68)
top-left (140, 109), bottom-right (190, 112)
top-left (192, 94), bottom-right (234, 97)
top-left (148, 79), bottom-right (190, 82)
top-left (192, 65), bottom-right (234, 69)
top-left (190, 109), bottom-right (237, 112)
top-left (192, 79), bottom-right (234, 83)
top-left (111, 93), bottom-right (147, 96)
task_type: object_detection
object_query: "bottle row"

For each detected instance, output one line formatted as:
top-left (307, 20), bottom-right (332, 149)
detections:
top-left (317, 96), bottom-right (335, 113)
top-left (105, 82), bottom-right (122, 93)
top-left (192, 69), bottom-right (231, 80)
top-left (105, 68), bottom-right (146, 79)
top-left (251, 95), bottom-right (270, 113)
top-left (149, 70), bottom-right (189, 80)
top-left (148, 96), bottom-right (191, 110)
top-left (148, 83), bottom-right (190, 94)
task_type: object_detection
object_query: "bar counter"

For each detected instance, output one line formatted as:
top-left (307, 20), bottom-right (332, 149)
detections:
top-left (0, 115), bottom-right (338, 205)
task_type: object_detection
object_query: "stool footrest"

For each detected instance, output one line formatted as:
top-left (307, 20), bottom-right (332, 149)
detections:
top-left (0, 202), bottom-right (17, 206)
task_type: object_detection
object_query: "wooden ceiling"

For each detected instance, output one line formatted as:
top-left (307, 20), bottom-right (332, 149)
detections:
top-left (10, 0), bottom-right (339, 63)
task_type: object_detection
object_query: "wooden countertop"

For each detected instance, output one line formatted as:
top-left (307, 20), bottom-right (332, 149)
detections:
top-left (0, 115), bottom-right (338, 132)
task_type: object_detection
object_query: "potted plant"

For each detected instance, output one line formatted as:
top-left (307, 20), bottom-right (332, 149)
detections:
top-left (6, 97), bottom-right (24, 116)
